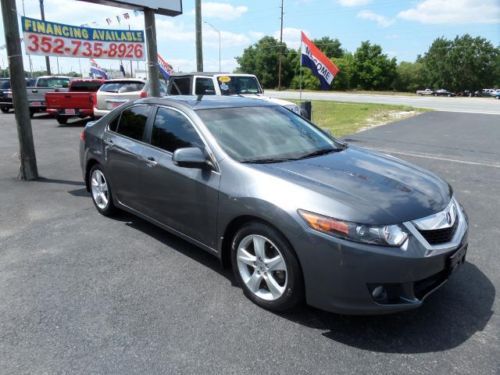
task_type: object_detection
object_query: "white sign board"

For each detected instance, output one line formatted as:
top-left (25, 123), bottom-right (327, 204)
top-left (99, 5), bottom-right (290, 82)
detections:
top-left (78, 0), bottom-right (182, 16)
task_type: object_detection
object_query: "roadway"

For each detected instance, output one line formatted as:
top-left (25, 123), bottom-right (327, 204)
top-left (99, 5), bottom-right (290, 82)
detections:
top-left (266, 90), bottom-right (500, 115)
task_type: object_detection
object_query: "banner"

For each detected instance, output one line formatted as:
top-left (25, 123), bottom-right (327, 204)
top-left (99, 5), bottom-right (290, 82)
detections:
top-left (301, 32), bottom-right (339, 90)
top-left (22, 16), bottom-right (145, 61)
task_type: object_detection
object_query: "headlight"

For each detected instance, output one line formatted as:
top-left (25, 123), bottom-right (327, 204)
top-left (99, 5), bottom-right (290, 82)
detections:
top-left (298, 210), bottom-right (408, 247)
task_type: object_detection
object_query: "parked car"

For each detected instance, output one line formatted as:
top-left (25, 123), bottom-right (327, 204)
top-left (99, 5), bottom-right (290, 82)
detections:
top-left (416, 88), bottom-right (433, 96)
top-left (93, 79), bottom-right (167, 117)
top-left (167, 72), bottom-right (301, 115)
top-left (26, 76), bottom-right (72, 117)
top-left (0, 78), bottom-right (36, 113)
top-left (434, 89), bottom-right (456, 97)
top-left (80, 96), bottom-right (469, 315)
top-left (46, 79), bottom-right (104, 124)
top-left (494, 89), bottom-right (500, 100)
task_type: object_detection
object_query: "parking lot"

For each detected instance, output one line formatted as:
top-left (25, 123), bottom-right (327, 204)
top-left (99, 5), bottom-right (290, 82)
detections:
top-left (0, 111), bottom-right (499, 374)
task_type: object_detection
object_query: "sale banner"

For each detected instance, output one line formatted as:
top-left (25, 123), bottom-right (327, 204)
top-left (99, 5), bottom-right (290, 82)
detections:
top-left (22, 16), bottom-right (145, 61)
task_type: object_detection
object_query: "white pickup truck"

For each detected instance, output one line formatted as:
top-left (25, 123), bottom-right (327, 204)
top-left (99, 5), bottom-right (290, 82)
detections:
top-left (26, 76), bottom-right (71, 116)
top-left (167, 73), bottom-right (301, 115)
top-left (416, 88), bottom-right (434, 96)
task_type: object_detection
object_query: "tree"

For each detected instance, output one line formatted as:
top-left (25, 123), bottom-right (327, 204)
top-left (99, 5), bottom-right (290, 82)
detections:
top-left (235, 36), bottom-right (294, 88)
top-left (332, 53), bottom-right (354, 90)
top-left (393, 61), bottom-right (425, 92)
top-left (421, 34), bottom-right (499, 92)
top-left (312, 37), bottom-right (343, 58)
top-left (351, 41), bottom-right (397, 90)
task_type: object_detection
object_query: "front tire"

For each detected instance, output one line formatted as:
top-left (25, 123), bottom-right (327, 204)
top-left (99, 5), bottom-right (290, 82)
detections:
top-left (89, 164), bottom-right (116, 216)
top-left (231, 222), bottom-right (304, 312)
top-left (56, 116), bottom-right (68, 125)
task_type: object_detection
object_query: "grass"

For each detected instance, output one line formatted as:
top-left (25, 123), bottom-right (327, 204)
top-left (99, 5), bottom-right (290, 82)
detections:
top-left (293, 100), bottom-right (429, 137)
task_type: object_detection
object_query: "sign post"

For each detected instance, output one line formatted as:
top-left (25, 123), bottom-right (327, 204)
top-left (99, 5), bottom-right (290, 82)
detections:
top-left (144, 9), bottom-right (160, 97)
top-left (1, 0), bottom-right (38, 180)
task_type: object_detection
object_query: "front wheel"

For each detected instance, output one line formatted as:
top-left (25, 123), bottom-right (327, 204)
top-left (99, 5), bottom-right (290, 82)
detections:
top-left (89, 164), bottom-right (116, 216)
top-left (231, 222), bottom-right (304, 312)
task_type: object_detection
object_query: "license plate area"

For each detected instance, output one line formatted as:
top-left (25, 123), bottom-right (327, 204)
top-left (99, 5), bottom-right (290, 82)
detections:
top-left (447, 245), bottom-right (467, 274)
top-left (64, 109), bottom-right (76, 115)
top-left (31, 101), bottom-right (42, 107)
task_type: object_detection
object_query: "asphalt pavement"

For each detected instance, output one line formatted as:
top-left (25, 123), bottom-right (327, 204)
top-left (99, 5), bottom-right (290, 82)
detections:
top-left (266, 90), bottom-right (500, 115)
top-left (0, 111), bottom-right (499, 374)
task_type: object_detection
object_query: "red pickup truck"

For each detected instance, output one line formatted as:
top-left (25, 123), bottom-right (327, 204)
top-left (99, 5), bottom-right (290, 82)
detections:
top-left (45, 79), bottom-right (104, 124)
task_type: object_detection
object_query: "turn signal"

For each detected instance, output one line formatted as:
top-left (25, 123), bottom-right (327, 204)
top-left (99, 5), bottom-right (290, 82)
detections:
top-left (298, 210), bottom-right (349, 236)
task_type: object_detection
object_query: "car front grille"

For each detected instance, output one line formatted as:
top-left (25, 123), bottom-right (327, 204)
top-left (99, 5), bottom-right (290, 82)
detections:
top-left (418, 219), bottom-right (458, 245)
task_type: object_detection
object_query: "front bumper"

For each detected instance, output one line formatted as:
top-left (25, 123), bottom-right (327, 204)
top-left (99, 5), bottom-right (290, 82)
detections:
top-left (294, 205), bottom-right (469, 315)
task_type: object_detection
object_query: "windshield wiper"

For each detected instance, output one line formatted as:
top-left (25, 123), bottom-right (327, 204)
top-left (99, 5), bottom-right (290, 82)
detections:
top-left (241, 157), bottom-right (296, 164)
top-left (296, 147), bottom-right (344, 160)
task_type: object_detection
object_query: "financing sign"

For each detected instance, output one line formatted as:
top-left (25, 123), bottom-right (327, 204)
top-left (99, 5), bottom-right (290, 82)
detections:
top-left (22, 16), bottom-right (146, 61)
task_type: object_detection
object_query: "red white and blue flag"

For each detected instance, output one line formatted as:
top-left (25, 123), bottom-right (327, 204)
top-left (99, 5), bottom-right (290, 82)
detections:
top-left (301, 32), bottom-right (340, 90)
top-left (89, 58), bottom-right (108, 79)
top-left (158, 53), bottom-right (174, 80)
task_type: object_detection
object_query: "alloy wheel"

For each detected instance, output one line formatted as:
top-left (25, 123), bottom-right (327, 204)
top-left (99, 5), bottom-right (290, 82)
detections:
top-left (90, 169), bottom-right (110, 210)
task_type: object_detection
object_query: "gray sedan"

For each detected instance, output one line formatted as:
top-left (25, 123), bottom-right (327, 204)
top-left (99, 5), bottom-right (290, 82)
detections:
top-left (79, 96), bottom-right (469, 315)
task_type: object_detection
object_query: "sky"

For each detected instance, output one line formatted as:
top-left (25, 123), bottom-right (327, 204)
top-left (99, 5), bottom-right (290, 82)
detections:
top-left (0, 0), bottom-right (499, 75)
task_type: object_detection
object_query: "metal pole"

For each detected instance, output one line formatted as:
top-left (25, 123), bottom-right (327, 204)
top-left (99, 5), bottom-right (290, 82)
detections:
top-left (1, 0), bottom-right (38, 180)
top-left (144, 9), bottom-right (160, 97)
top-left (39, 0), bottom-right (51, 75)
top-left (128, 24), bottom-right (133, 77)
top-left (204, 21), bottom-right (221, 72)
top-left (195, 0), bottom-right (203, 72)
top-left (277, 0), bottom-right (284, 90)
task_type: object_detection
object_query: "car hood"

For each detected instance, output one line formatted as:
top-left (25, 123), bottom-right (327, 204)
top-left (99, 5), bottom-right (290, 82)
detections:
top-left (249, 146), bottom-right (451, 225)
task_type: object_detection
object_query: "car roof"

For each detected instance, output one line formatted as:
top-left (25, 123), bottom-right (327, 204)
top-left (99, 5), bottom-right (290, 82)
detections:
top-left (170, 72), bottom-right (256, 78)
top-left (103, 79), bottom-right (146, 83)
top-left (139, 95), bottom-right (277, 110)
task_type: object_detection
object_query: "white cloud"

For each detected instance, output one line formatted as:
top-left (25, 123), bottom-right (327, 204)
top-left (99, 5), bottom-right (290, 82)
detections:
top-left (249, 31), bottom-right (266, 40)
top-left (357, 10), bottom-right (394, 27)
top-left (274, 27), bottom-right (304, 49)
top-left (337, 0), bottom-right (372, 7)
top-left (201, 2), bottom-right (248, 21)
top-left (397, 0), bottom-right (500, 24)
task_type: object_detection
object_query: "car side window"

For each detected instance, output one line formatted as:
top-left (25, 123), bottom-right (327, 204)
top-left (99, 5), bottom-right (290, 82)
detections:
top-left (151, 107), bottom-right (203, 153)
top-left (169, 78), bottom-right (191, 95)
top-left (116, 105), bottom-right (150, 141)
top-left (195, 78), bottom-right (215, 95)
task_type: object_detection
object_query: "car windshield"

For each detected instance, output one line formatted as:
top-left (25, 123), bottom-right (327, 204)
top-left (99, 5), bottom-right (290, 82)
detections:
top-left (197, 106), bottom-right (343, 163)
top-left (217, 76), bottom-right (262, 95)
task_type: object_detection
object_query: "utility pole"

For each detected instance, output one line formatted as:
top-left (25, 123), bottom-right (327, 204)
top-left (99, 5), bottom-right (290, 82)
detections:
top-left (277, 0), bottom-right (284, 90)
top-left (1, 0), bottom-right (38, 180)
top-left (39, 0), bottom-right (51, 75)
top-left (195, 0), bottom-right (203, 72)
top-left (144, 9), bottom-right (160, 97)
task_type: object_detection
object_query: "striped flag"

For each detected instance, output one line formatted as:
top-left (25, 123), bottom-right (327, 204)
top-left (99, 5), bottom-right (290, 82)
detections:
top-left (301, 32), bottom-right (340, 90)
top-left (158, 54), bottom-right (174, 80)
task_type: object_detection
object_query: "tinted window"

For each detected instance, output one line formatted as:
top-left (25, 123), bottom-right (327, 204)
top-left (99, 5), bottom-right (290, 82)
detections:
top-left (70, 81), bottom-right (103, 92)
top-left (169, 77), bottom-right (191, 95)
top-left (116, 105), bottom-right (150, 141)
top-left (217, 76), bottom-right (262, 95)
top-left (108, 114), bottom-right (121, 132)
top-left (151, 107), bottom-right (203, 153)
top-left (0, 80), bottom-right (10, 90)
top-left (100, 81), bottom-right (145, 93)
top-left (195, 78), bottom-right (215, 95)
top-left (37, 78), bottom-right (70, 88)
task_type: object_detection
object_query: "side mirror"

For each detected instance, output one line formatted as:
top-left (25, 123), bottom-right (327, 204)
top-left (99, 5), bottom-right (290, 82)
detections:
top-left (172, 147), bottom-right (211, 169)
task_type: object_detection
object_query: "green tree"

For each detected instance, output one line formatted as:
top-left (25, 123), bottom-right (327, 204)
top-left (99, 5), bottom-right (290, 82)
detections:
top-left (312, 37), bottom-right (343, 58)
top-left (235, 36), bottom-right (294, 88)
top-left (332, 53), bottom-right (354, 90)
top-left (351, 41), bottom-right (397, 90)
top-left (421, 34), bottom-right (499, 91)
top-left (393, 61), bottom-right (425, 92)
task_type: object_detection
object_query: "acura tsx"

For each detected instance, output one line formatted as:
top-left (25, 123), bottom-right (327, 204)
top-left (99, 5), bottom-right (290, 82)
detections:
top-left (80, 96), bottom-right (468, 315)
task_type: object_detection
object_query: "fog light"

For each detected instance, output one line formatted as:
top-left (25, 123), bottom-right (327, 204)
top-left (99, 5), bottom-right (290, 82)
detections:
top-left (371, 285), bottom-right (386, 300)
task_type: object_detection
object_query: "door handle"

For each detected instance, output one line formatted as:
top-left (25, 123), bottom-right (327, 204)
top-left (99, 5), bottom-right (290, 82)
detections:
top-left (103, 139), bottom-right (114, 146)
top-left (145, 156), bottom-right (157, 167)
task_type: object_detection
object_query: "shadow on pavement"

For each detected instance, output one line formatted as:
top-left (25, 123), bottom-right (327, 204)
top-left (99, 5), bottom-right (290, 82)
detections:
top-left (106, 211), bottom-right (494, 355)
top-left (37, 177), bottom-right (85, 186)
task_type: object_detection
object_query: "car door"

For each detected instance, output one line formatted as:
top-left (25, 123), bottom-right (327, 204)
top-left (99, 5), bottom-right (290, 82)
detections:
top-left (104, 104), bottom-right (152, 210)
top-left (139, 106), bottom-right (220, 248)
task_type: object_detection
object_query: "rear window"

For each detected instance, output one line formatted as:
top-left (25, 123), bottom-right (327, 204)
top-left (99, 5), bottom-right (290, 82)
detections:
top-left (37, 77), bottom-right (70, 88)
top-left (100, 81), bottom-right (145, 93)
top-left (169, 77), bottom-right (191, 95)
top-left (0, 80), bottom-right (10, 90)
top-left (70, 81), bottom-right (103, 92)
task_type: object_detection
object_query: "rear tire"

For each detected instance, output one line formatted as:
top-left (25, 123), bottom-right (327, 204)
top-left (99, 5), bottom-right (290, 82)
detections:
top-left (0, 106), bottom-right (9, 113)
top-left (88, 164), bottom-right (116, 216)
top-left (231, 222), bottom-right (304, 312)
top-left (56, 116), bottom-right (68, 125)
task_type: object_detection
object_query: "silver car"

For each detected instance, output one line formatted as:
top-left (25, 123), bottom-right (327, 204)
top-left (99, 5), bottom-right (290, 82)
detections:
top-left (80, 96), bottom-right (469, 315)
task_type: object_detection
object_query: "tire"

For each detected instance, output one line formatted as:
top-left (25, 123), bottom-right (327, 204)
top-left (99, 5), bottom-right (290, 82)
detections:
top-left (29, 109), bottom-right (35, 118)
top-left (56, 116), bottom-right (68, 125)
top-left (88, 164), bottom-right (116, 216)
top-left (231, 222), bottom-right (304, 312)
top-left (0, 106), bottom-right (9, 113)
